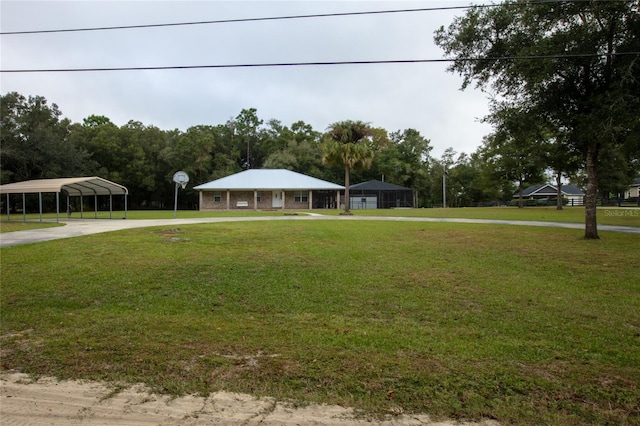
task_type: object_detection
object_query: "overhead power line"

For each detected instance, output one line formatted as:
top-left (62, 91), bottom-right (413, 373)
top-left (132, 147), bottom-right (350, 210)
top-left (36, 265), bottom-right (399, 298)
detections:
top-left (0, 5), bottom-right (476, 35)
top-left (0, 0), bottom-right (631, 36)
top-left (2, 52), bottom-right (637, 74)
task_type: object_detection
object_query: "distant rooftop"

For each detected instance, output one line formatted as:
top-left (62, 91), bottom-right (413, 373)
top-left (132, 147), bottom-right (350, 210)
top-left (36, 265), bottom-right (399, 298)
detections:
top-left (519, 184), bottom-right (584, 197)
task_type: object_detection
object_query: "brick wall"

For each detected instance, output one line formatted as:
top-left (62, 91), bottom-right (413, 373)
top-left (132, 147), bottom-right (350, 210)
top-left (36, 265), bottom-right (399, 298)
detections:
top-left (200, 190), bottom-right (313, 210)
top-left (283, 191), bottom-right (310, 209)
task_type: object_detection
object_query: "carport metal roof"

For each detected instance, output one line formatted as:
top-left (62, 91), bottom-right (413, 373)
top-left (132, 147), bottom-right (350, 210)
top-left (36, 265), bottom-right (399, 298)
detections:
top-left (0, 177), bottom-right (128, 196)
top-left (0, 177), bottom-right (128, 222)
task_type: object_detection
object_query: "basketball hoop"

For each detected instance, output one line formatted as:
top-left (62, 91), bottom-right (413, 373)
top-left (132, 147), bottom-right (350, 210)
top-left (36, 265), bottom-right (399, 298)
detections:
top-left (173, 171), bottom-right (189, 188)
top-left (172, 171), bottom-right (190, 218)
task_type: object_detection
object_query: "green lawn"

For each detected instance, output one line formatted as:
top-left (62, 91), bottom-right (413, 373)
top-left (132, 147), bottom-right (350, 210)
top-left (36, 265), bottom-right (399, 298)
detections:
top-left (0, 221), bottom-right (63, 233)
top-left (1, 220), bottom-right (638, 425)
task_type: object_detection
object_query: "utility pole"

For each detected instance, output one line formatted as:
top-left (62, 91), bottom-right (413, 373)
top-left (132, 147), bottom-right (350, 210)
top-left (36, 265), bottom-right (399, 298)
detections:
top-left (443, 166), bottom-right (447, 208)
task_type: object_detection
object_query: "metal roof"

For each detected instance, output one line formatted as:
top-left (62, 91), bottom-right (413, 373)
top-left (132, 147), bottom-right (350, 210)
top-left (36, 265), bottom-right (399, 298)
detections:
top-left (194, 169), bottom-right (344, 191)
top-left (0, 177), bottom-right (128, 196)
top-left (350, 180), bottom-right (412, 191)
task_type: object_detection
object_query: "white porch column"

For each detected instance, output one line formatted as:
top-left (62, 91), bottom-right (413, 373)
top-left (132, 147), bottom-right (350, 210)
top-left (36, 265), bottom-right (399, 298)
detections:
top-left (308, 190), bottom-right (313, 210)
top-left (254, 190), bottom-right (258, 210)
top-left (281, 190), bottom-right (286, 210)
top-left (226, 190), bottom-right (230, 210)
top-left (336, 191), bottom-right (340, 210)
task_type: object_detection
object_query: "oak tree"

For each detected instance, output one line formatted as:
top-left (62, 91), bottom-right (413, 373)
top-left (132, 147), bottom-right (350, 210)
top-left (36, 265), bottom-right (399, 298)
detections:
top-left (435, 0), bottom-right (640, 238)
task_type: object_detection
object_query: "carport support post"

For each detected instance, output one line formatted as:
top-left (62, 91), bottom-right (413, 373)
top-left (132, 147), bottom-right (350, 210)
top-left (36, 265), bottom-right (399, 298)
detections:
top-left (6, 194), bottom-right (10, 222)
top-left (39, 192), bottom-right (43, 222)
top-left (80, 195), bottom-right (84, 218)
top-left (22, 193), bottom-right (26, 222)
top-left (94, 194), bottom-right (98, 219)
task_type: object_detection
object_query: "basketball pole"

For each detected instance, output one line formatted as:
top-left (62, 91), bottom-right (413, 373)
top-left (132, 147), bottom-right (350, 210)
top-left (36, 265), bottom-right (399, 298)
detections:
top-left (173, 182), bottom-right (179, 219)
top-left (172, 171), bottom-right (189, 219)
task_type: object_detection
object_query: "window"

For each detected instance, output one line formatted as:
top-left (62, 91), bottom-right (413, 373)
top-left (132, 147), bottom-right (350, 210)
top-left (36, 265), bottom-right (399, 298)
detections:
top-left (256, 191), bottom-right (261, 202)
top-left (294, 191), bottom-right (308, 203)
top-left (213, 191), bottom-right (221, 202)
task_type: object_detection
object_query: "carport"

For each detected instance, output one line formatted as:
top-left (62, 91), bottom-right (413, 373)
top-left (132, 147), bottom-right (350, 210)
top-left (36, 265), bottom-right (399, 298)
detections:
top-left (0, 177), bottom-right (129, 222)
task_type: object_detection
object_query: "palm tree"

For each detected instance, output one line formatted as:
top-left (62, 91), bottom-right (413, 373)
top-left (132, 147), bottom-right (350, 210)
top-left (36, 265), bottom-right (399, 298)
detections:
top-left (322, 120), bottom-right (375, 215)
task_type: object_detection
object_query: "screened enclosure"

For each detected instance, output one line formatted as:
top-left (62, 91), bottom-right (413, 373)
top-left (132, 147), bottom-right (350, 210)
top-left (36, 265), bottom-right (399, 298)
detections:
top-left (347, 180), bottom-right (415, 209)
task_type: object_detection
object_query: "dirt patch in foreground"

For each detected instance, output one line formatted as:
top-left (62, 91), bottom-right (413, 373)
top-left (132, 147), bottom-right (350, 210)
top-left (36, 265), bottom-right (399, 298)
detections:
top-left (1, 372), bottom-right (499, 425)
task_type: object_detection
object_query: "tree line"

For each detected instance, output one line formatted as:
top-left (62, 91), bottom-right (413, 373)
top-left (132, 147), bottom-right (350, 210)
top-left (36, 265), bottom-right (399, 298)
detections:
top-left (1, 88), bottom-right (636, 215)
top-left (0, 92), bottom-right (430, 209)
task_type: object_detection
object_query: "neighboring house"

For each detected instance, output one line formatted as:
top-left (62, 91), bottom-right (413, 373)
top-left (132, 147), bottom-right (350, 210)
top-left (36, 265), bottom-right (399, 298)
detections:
top-left (515, 183), bottom-right (585, 205)
top-left (193, 169), bottom-right (344, 210)
top-left (345, 180), bottom-right (415, 209)
top-left (624, 178), bottom-right (640, 199)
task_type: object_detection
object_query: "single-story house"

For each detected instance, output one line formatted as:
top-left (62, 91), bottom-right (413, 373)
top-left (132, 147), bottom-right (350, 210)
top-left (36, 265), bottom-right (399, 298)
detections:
top-left (346, 180), bottom-right (415, 209)
top-left (515, 183), bottom-right (584, 205)
top-left (193, 169), bottom-right (344, 210)
top-left (624, 178), bottom-right (640, 199)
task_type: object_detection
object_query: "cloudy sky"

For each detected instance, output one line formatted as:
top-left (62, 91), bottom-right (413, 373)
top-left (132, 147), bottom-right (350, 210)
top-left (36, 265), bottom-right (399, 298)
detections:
top-left (1, 0), bottom-right (493, 158)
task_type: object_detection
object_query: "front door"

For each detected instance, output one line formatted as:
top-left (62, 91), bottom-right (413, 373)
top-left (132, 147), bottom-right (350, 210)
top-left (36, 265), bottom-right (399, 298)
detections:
top-left (272, 191), bottom-right (283, 208)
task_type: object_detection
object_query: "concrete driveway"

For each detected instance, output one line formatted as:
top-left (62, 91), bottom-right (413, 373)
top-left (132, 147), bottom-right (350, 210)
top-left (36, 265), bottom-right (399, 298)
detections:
top-left (1, 215), bottom-right (638, 248)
